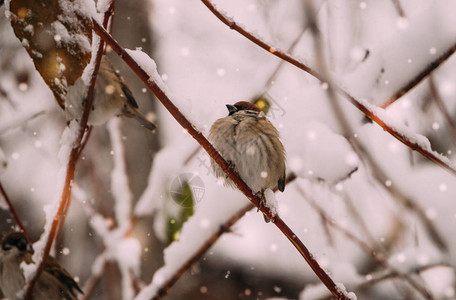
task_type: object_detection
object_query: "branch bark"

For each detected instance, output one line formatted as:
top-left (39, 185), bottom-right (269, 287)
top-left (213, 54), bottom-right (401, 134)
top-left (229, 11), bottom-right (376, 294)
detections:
top-left (200, 0), bottom-right (456, 177)
top-left (0, 181), bottom-right (30, 242)
top-left (92, 21), bottom-right (351, 300)
top-left (153, 173), bottom-right (297, 299)
top-left (297, 184), bottom-right (433, 299)
top-left (382, 41), bottom-right (456, 108)
top-left (24, 5), bottom-right (115, 298)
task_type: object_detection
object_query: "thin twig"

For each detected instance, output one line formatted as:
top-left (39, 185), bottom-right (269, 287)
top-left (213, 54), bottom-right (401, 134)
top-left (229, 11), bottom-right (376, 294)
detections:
top-left (264, 27), bottom-right (307, 89)
top-left (303, 0), bottom-right (447, 253)
top-left (382, 42), bottom-right (456, 108)
top-left (429, 75), bottom-right (456, 149)
top-left (200, 0), bottom-right (456, 177)
top-left (359, 262), bottom-right (453, 289)
top-left (296, 184), bottom-right (433, 300)
top-left (355, 139), bottom-right (448, 251)
top-left (0, 110), bottom-right (46, 134)
top-left (318, 263), bottom-right (452, 300)
top-left (102, 1), bottom-right (115, 55)
top-left (76, 126), bottom-right (93, 161)
top-left (154, 173), bottom-right (296, 298)
top-left (303, 1), bottom-right (430, 297)
top-left (81, 256), bottom-right (108, 300)
top-left (24, 9), bottom-right (111, 298)
top-left (201, 0), bottom-right (319, 78)
top-left (0, 181), bottom-right (30, 242)
top-left (391, 0), bottom-right (406, 18)
top-left (93, 21), bottom-right (351, 300)
top-left (54, 126), bottom-right (93, 246)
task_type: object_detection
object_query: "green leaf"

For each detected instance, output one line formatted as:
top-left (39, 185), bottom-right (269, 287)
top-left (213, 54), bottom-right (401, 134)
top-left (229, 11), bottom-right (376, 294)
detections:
top-left (166, 181), bottom-right (195, 243)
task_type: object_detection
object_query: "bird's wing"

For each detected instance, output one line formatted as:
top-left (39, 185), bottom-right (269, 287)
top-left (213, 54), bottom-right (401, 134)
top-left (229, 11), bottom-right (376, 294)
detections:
top-left (45, 257), bottom-right (84, 295)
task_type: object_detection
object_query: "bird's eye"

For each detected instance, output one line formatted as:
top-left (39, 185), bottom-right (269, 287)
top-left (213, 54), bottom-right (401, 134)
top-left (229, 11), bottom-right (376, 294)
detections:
top-left (16, 239), bottom-right (28, 252)
top-left (2, 243), bottom-right (12, 251)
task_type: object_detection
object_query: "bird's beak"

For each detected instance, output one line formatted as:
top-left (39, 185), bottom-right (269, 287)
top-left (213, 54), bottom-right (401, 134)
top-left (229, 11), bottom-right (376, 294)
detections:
top-left (226, 104), bottom-right (237, 115)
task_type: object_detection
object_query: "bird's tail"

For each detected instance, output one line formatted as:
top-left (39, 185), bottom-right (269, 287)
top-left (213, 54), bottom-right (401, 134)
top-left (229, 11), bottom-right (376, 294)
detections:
top-left (132, 109), bottom-right (157, 131)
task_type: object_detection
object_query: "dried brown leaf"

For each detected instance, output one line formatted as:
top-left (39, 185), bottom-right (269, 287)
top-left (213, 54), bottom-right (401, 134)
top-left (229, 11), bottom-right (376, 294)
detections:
top-left (9, 0), bottom-right (92, 108)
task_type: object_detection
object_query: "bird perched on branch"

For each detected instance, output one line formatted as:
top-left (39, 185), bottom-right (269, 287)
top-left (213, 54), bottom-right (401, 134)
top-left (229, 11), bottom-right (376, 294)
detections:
top-left (64, 56), bottom-right (157, 131)
top-left (209, 101), bottom-right (286, 214)
top-left (0, 231), bottom-right (83, 300)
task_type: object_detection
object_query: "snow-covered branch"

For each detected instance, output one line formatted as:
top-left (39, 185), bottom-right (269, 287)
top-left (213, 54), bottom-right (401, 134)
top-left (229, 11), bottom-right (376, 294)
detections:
top-left (92, 19), bottom-right (351, 300)
top-left (200, 0), bottom-right (456, 178)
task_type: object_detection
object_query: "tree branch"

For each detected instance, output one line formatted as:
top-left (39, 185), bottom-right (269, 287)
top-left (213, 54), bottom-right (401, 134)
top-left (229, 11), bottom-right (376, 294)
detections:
top-left (200, 0), bottom-right (456, 177)
top-left (24, 5), bottom-right (115, 298)
top-left (0, 181), bottom-right (30, 241)
top-left (154, 173), bottom-right (297, 299)
top-left (92, 20), bottom-right (351, 300)
top-left (382, 41), bottom-right (456, 108)
top-left (297, 184), bottom-right (433, 299)
top-left (303, 0), bottom-right (447, 253)
top-left (429, 75), bottom-right (456, 149)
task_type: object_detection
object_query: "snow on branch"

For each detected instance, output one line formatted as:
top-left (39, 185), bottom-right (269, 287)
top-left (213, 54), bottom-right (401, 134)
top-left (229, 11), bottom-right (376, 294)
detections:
top-left (200, 0), bottom-right (456, 178)
top-left (304, 0), bottom-right (447, 253)
top-left (296, 182), bottom-right (431, 299)
top-left (92, 20), bottom-right (351, 300)
top-left (137, 173), bottom-right (297, 299)
top-left (107, 118), bottom-right (140, 300)
top-left (107, 118), bottom-right (133, 231)
top-left (22, 120), bottom-right (81, 299)
top-left (22, 1), bottom-right (113, 297)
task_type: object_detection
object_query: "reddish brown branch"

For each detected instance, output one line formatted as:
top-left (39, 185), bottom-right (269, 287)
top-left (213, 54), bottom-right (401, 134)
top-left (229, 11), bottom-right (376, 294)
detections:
top-left (54, 126), bottom-right (93, 249)
top-left (318, 263), bottom-right (452, 300)
top-left (302, 4), bottom-right (432, 296)
top-left (201, 0), bottom-right (319, 79)
top-left (264, 27), bottom-right (306, 89)
top-left (0, 181), bottom-right (30, 242)
top-left (25, 134), bottom-right (80, 300)
top-left (200, 0), bottom-right (456, 177)
top-left (92, 21), bottom-right (350, 300)
top-left (154, 173), bottom-right (297, 299)
top-left (304, 0), bottom-right (446, 253)
top-left (297, 185), bottom-right (433, 299)
top-left (24, 7), bottom-right (114, 298)
top-left (345, 95), bottom-right (456, 176)
top-left (381, 42), bottom-right (456, 108)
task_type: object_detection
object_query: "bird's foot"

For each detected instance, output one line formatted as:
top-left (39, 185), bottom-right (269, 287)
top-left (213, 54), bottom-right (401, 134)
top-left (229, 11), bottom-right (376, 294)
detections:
top-left (256, 191), bottom-right (265, 212)
top-left (226, 160), bottom-right (235, 175)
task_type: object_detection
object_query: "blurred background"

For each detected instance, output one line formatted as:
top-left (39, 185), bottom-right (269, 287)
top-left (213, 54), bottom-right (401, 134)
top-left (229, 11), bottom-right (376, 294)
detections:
top-left (1, 0), bottom-right (456, 299)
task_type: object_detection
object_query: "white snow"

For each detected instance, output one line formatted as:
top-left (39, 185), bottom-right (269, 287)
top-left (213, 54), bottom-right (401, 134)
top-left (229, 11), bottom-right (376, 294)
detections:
top-left (125, 49), bottom-right (169, 94)
top-left (359, 98), bottom-right (456, 172)
top-left (20, 120), bottom-right (80, 297)
top-left (135, 181), bottom-right (249, 299)
top-left (263, 188), bottom-right (278, 218)
top-left (96, 0), bottom-right (112, 14)
top-left (134, 144), bottom-right (190, 217)
top-left (107, 118), bottom-right (133, 231)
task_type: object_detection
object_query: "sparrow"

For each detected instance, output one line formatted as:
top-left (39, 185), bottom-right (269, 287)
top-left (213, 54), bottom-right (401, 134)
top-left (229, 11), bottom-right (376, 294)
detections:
top-left (209, 101), bottom-right (286, 209)
top-left (63, 56), bottom-right (157, 130)
top-left (0, 231), bottom-right (83, 300)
